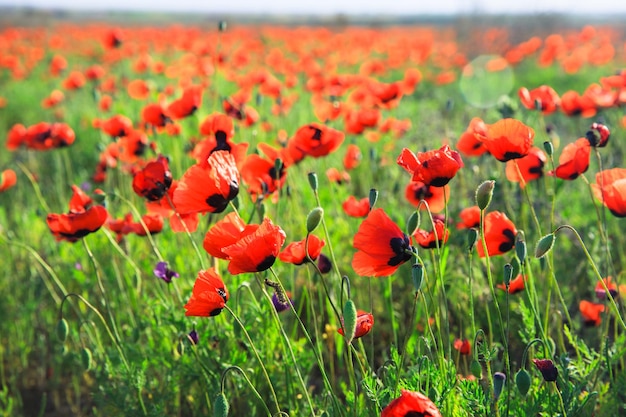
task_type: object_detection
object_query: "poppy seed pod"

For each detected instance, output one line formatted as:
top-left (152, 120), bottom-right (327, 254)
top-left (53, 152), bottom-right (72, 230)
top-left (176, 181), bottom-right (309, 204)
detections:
top-left (475, 180), bottom-right (495, 210)
top-left (213, 392), bottom-right (229, 417)
top-left (535, 233), bottom-right (555, 258)
top-left (80, 347), bottom-right (93, 371)
top-left (543, 141), bottom-right (554, 157)
top-left (341, 299), bottom-right (358, 344)
top-left (308, 172), bottom-right (318, 192)
top-left (306, 207), bottom-right (324, 233)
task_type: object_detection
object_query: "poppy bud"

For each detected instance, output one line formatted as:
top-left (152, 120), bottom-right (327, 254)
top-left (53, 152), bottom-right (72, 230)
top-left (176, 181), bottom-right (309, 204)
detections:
top-left (412, 263), bottom-right (424, 292)
top-left (470, 358), bottom-right (482, 379)
top-left (406, 211), bottom-right (419, 236)
top-left (502, 263), bottom-right (513, 286)
top-left (369, 188), bottom-right (378, 210)
top-left (57, 318), bottom-right (69, 342)
top-left (317, 253), bottom-right (332, 274)
top-left (80, 347), bottom-right (93, 371)
top-left (543, 141), bottom-right (553, 157)
top-left (213, 392), bottom-right (229, 417)
top-left (532, 359), bottom-right (558, 382)
top-left (306, 207), bottom-right (324, 233)
top-left (515, 231), bottom-right (527, 264)
top-left (475, 180), bottom-right (495, 210)
top-left (535, 233), bottom-right (555, 259)
top-left (342, 299), bottom-right (358, 344)
top-left (515, 369), bottom-right (531, 396)
top-left (493, 372), bottom-right (506, 401)
top-left (586, 123), bottom-right (610, 148)
top-left (218, 21), bottom-right (227, 32)
top-left (467, 228), bottom-right (479, 252)
top-left (307, 172), bottom-right (318, 192)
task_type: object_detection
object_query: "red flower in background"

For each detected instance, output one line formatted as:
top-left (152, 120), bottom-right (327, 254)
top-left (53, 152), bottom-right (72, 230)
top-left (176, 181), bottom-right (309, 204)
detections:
top-left (222, 217), bottom-right (286, 275)
top-left (405, 181), bottom-right (449, 213)
top-left (132, 155), bottom-right (173, 201)
top-left (0, 169), bottom-right (17, 192)
top-left (397, 145), bottom-right (463, 187)
top-left (550, 138), bottom-right (590, 180)
top-left (591, 168), bottom-right (626, 217)
top-left (289, 123), bottom-right (345, 158)
top-left (480, 118), bottom-right (535, 162)
top-left (476, 211), bottom-right (517, 257)
top-left (342, 196), bottom-right (370, 218)
top-left (413, 217), bottom-right (449, 249)
top-left (279, 235), bottom-right (325, 265)
top-left (184, 269), bottom-right (229, 317)
top-left (141, 103), bottom-right (170, 128)
top-left (457, 206), bottom-right (480, 229)
top-left (240, 153), bottom-right (286, 199)
top-left (457, 117), bottom-right (489, 157)
top-left (337, 310), bottom-right (374, 339)
top-left (167, 85), bottom-right (202, 119)
top-left (579, 300), bottom-right (604, 326)
top-left (518, 85), bottom-right (561, 114)
top-left (595, 277), bottom-right (618, 300)
top-left (146, 181), bottom-right (199, 233)
top-left (7, 122), bottom-right (75, 151)
top-left (505, 147), bottom-right (546, 188)
top-left (174, 151), bottom-right (239, 215)
top-left (99, 115), bottom-right (133, 138)
top-left (68, 184), bottom-right (94, 213)
top-left (103, 28), bottom-right (123, 49)
top-left (203, 212), bottom-right (247, 259)
top-left (586, 122), bottom-right (610, 148)
top-left (47, 205), bottom-right (108, 243)
top-left (381, 390), bottom-right (442, 417)
top-left (497, 274), bottom-right (525, 294)
top-left (453, 338), bottom-right (471, 355)
top-left (343, 144), bottom-right (362, 170)
top-left (352, 208), bottom-right (414, 277)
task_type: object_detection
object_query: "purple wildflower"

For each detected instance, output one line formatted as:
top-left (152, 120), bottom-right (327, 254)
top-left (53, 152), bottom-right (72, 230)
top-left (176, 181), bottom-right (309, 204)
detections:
top-left (188, 329), bottom-right (199, 345)
top-left (153, 261), bottom-right (179, 283)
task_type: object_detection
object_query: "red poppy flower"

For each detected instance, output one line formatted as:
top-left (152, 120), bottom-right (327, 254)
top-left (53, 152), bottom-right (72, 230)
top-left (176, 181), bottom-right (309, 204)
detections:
top-left (184, 269), bottom-right (229, 317)
top-left (145, 181), bottom-right (199, 233)
top-left (203, 212), bottom-right (248, 259)
top-left (141, 103), bottom-right (170, 128)
top-left (129, 213), bottom-right (164, 236)
top-left (343, 144), bottom-right (362, 170)
top-left (532, 359), bottom-right (558, 382)
top-left (595, 277), bottom-right (618, 300)
top-left (174, 150), bottom-right (239, 215)
top-left (221, 217), bottom-right (286, 275)
top-left (103, 28), bottom-right (122, 49)
top-left (0, 169), bottom-right (17, 192)
top-left (586, 122), bottom-right (610, 148)
top-left (62, 71), bottom-right (86, 90)
top-left (107, 213), bottom-right (134, 241)
top-left (476, 211), bottom-right (517, 258)
top-left (579, 300), bottom-right (604, 326)
top-left (453, 338), bottom-right (471, 355)
top-left (342, 196), bottom-right (370, 218)
top-left (6, 124), bottom-right (26, 151)
top-left (199, 112), bottom-right (234, 141)
top-left (397, 145), bottom-right (463, 187)
top-left (69, 184), bottom-right (93, 213)
top-left (352, 208), bottom-right (414, 277)
top-left (457, 117), bottom-right (489, 157)
top-left (100, 115), bottom-right (133, 138)
top-left (381, 390), bottom-right (442, 417)
top-left (479, 118), bottom-right (535, 162)
top-left (127, 79), bottom-right (150, 100)
top-left (457, 206), bottom-right (480, 229)
top-left (278, 234), bottom-right (325, 265)
top-left (167, 85), bottom-right (202, 119)
top-left (132, 155), bottom-right (173, 201)
top-left (550, 138), bottom-right (590, 180)
top-left (289, 123), bottom-right (345, 158)
top-left (505, 147), bottom-right (546, 188)
top-left (240, 153), bottom-right (286, 199)
top-left (560, 90), bottom-right (596, 118)
top-left (337, 310), bottom-right (374, 339)
top-left (405, 181), bottom-right (449, 213)
top-left (413, 217), bottom-right (449, 249)
top-left (497, 274), bottom-right (525, 294)
top-left (326, 167), bottom-right (350, 185)
top-left (46, 205), bottom-right (109, 243)
top-left (591, 168), bottom-right (626, 217)
top-left (11, 122), bottom-right (75, 151)
top-left (518, 85), bottom-right (561, 115)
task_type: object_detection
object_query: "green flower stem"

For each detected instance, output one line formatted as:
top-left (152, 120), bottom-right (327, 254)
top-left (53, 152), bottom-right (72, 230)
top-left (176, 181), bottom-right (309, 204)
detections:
top-left (164, 193), bottom-right (206, 270)
top-left (392, 291), bottom-right (419, 397)
top-left (220, 366), bottom-right (273, 417)
top-left (554, 225), bottom-right (626, 331)
top-left (223, 305), bottom-right (281, 415)
top-left (16, 161), bottom-right (50, 213)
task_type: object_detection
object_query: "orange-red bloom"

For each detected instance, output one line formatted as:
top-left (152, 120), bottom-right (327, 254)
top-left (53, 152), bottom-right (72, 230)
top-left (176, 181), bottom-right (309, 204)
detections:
top-left (184, 269), bottom-right (229, 317)
top-left (405, 182), bottom-right (449, 213)
top-left (279, 235), bottom-right (325, 265)
top-left (480, 119), bottom-right (535, 162)
top-left (174, 151), bottom-right (239, 215)
top-left (476, 211), bottom-right (517, 257)
top-left (595, 277), bottom-right (618, 300)
top-left (141, 103), bottom-right (170, 128)
top-left (497, 274), bottom-right (525, 294)
top-left (550, 138), bottom-right (590, 180)
top-left (505, 147), bottom-right (546, 188)
top-left (167, 85), bottom-right (202, 119)
top-left (342, 196), bottom-right (370, 218)
top-left (381, 390), bottom-right (442, 417)
top-left (397, 145), bottom-right (463, 187)
top-left (518, 85), bottom-right (560, 115)
top-left (352, 208), bottom-right (414, 277)
top-left (457, 206), bottom-right (480, 229)
top-left (132, 155), bottom-right (173, 201)
top-left (579, 300), bottom-right (604, 326)
top-left (7, 122), bottom-right (75, 151)
top-left (343, 144), bottom-right (362, 170)
top-left (0, 169), bottom-right (17, 192)
top-left (240, 153), bottom-right (286, 199)
top-left (46, 205), bottom-right (108, 243)
top-left (289, 123), bottom-right (345, 158)
top-left (591, 168), bottom-right (626, 217)
top-left (413, 217), bottom-right (449, 249)
top-left (457, 117), bottom-right (489, 157)
top-left (221, 217), bottom-right (286, 275)
top-left (337, 310), bottom-right (374, 339)
top-left (453, 338), bottom-right (471, 355)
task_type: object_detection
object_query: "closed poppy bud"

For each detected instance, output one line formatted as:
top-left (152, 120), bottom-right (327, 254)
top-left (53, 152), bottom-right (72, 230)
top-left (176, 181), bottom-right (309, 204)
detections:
top-left (475, 180), bottom-right (495, 210)
top-left (407, 211), bottom-right (419, 236)
top-left (56, 318), bottom-right (69, 342)
top-left (586, 122), bottom-right (610, 147)
top-left (515, 231), bottom-right (527, 264)
top-left (341, 299), bottom-right (358, 344)
top-left (80, 347), bottom-right (93, 371)
top-left (535, 233), bottom-right (555, 258)
top-left (467, 228), bottom-right (479, 252)
top-left (308, 172), bottom-right (318, 192)
top-left (412, 263), bottom-right (424, 292)
top-left (493, 372), bottom-right (506, 400)
top-left (306, 207), bottom-right (324, 233)
top-left (213, 392), bottom-right (229, 417)
top-left (532, 359), bottom-right (558, 382)
top-left (515, 369), bottom-right (532, 396)
top-left (470, 358), bottom-right (482, 379)
top-left (503, 263), bottom-right (513, 287)
top-left (369, 188), bottom-right (378, 210)
top-left (543, 141), bottom-right (553, 157)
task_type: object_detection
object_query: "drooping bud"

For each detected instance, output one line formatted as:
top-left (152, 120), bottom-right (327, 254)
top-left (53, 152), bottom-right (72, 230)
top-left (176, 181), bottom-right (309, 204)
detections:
top-left (515, 231), bottom-right (527, 264)
top-left (470, 358), bottom-right (482, 379)
top-left (503, 263), bottom-right (513, 287)
top-left (407, 211), bottom-right (419, 236)
top-left (342, 299), bottom-right (358, 344)
top-left (515, 369), bottom-right (532, 396)
top-left (369, 188), bottom-right (378, 211)
top-left (56, 318), bottom-right (69, 342)
top-left (493, 372), bottom-right (506, 401)
top-left (532, 359), bottom-right (558, 382)
top-left (586, 122), bottom-right (610, 148)
top-left (475, 180), bottom-right (495, 210)
top-left (467, 228), bottom-right (479, 253)
top-left (543, 141), bottom-right (553, 157)
top-left (412, 263), bottom-right (424, 292)
top-left (535, 233), bottom-right (555, 259)
top-left (213, 392), bottom-right (230, 417)
top-left (80, 347), bottom-right (93, 371)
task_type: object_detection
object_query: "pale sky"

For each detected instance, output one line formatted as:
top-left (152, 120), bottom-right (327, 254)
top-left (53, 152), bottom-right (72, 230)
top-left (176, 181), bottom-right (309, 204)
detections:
top-left (2, 0), bottom-right (626, 15)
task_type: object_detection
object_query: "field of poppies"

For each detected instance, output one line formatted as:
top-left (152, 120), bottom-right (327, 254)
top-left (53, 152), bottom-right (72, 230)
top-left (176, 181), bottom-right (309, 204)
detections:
top-left (1, 16), bottom-right (626, 417)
